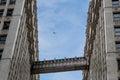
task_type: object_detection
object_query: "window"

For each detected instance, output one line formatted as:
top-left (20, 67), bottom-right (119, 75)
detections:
top-left (0, 50), bottom-right (3, 60)
top-left (3, 21), bottom-right (10, 30)
top-left (117, 60), bottom-right (120, 71)
top-left (113, 13), bottom-right (120, 21)
top-left (9, 0), bottom-right (15, 4)
top-left (6, 9), bottom-right (13, 16)
top-left (115, 27), bottom-right (120, 36)
top-left (0, 0), bottom-right (6, 5)
top-left (116, 42), bottom-right (120, 52)
top-left (112, 0), bottom-right (119, 7)
top-left (0, 35), bottom-right (7, 44)
top-left (0, 9), bottom-right (4, 17)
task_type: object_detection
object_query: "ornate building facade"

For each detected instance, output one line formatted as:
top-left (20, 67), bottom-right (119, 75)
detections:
top-left (83, 0), bottom-right (120, 80)
top-left (0, 0), bottom-right (39, 80)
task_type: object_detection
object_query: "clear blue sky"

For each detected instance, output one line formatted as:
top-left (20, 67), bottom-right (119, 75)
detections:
top-left (37, 0), bottom-right (90, 80)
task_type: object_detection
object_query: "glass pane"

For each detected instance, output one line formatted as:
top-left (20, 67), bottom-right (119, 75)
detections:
top-left (112, 1), bottom-right (119, 5)
top-left (116, 43), bottom-right (120, 46)
top-left (0, 35), bottom-right (7, 44)
top-left (112, 0), bottom-right (119, 7)
top-left (0, 10), bottom-right (4, 17)
top-left (115, 28), bottom-right (120, 35)
top-left (1, 0), bottom-right (6, 4)
top-left (0, 50), bottom-right (3, 60)
top-left (117, 60), bottom-right (120, 70)
top-left (114, 17), bottom-right (120, 21)
top-left (3, 22), bottom-right (10, 29)
top-left (113, 14), bottom-right (120, 17)
top-left (115, 28), bottom-right (120, 31)
top-left (116, 49), bottom-right (120, 52)
top-left (7, 9), bottom-right (13, 16)
top-left (10, 0), bottom-right (15, 4)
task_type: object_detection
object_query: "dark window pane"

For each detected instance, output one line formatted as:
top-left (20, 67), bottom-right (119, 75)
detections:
top-left (113, 13), bottom-right (120, 21)
top-left (0, 0), bottom-right (6, 5)
top-left (116, 42), bottom-right (120, 52)
top-left (3, 21), bottom-right (10, 30)
top-left (6, 9), bottom-right (13, 16)
top-left (0, 35), bottom-right (7, 44)
top-left (117, 60), bottom-right (120, 71)
top-left (9, 0), bottom-right (15, 4)
top-left (0, 9), bottom-right (4, 17)
top-left (112, 0), bottom-right (119, 7)
top-left (0, 50), bottom-right (3, 60)
top-left (115, 27), bottom-right (120, 36)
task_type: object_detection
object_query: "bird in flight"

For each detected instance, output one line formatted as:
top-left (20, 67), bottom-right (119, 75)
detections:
top-left (53, 32), bottom-right (56, 34)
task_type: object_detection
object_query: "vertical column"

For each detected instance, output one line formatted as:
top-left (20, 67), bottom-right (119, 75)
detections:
top-left (103, 0), bottom-right (118, 80)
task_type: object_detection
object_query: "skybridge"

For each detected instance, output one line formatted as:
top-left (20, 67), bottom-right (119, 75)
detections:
top-left (31, 57), bottom-right (89, 74)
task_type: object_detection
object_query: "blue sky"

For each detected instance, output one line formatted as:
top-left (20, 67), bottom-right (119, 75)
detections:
top-left (37, 0), bottom-right (89, 80)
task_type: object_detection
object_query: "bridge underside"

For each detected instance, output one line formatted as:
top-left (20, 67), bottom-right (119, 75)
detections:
top-left (31, 57), bottom-right (89, 74)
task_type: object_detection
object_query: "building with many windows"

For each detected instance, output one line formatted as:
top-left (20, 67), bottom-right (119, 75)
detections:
top-left (0, 0), bottom-right (39, 80)
top-left (83, 0), bottom-right (120, 80)
top-left (2, 0), bottom-right (120, 80)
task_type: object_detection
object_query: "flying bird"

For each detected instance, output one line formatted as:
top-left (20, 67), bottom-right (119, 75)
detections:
top-left (53, 32), bottom-right (56, 34)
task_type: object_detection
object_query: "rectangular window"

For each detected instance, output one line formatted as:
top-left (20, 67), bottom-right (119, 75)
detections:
top-left (0, 50), bottom-right (3, 60)
top-left (117, 60), bottom-right (120, 71)
top-left (112, 0), bottom-right (119, 8)
top-left (0, 9), bottom-right (4, 17)
top-left (9, 0), bottom-right (15, 4)
top-left (6, 9), bottom-right (13, 16)
top-left (115, 27), bottom-right (120, 36)
top-left (0, 0), bottom-right (6, 5)
top-left (113, 13), bottom-right (120, 21)
top-left (3, 21), bottom-right (10, 30)
top-left (116, 42), bottom-right (120, 52)
top-left (0, 35), bottom-right (7, 44)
